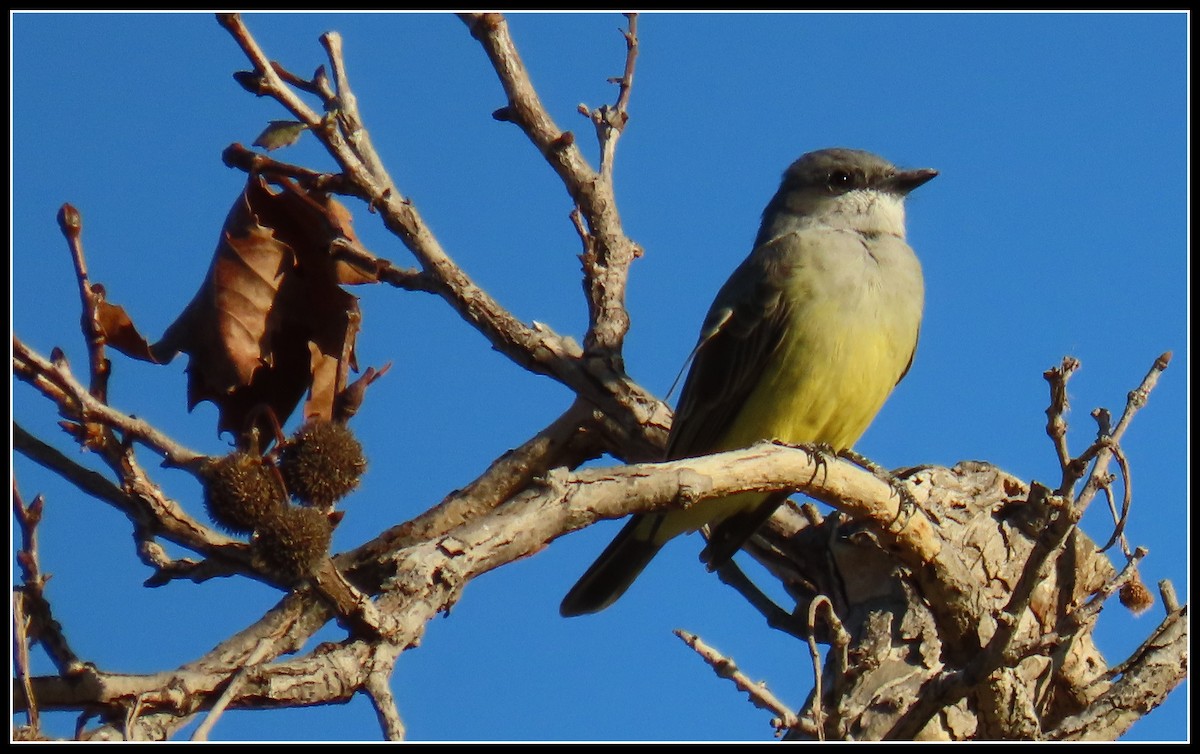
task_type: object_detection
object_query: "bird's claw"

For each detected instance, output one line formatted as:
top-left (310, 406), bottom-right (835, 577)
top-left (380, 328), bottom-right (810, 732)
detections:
top-left (836, 448), bottom-right (916, 527)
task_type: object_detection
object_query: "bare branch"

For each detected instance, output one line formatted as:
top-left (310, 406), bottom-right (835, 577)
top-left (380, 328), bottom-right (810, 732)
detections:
top-left (804, 598), bottom-right (829, 740)
top-left (590, 13), bottom-right (639, 182)
top-left (57, 203), bottom-right (111, 402)
top-left (13, 337), bottom-right (205, 469)
top-left (1048, 606), bottom-right (1187, 740)
top-left (190, 637), bottom-right (277, 741)
top-left (13, 421), bottom-right (252, 585)
top-left (675, 629), bottom-right (804, 736)
top-left (611, 15), bottom-right (639, 125)
top-left (1044, 356), bottom-right (1081, 490)
top-left (1096, 443), bottom-right (1133, 555)
top-left (363, 653), bottom-right (405, 741)
top-left (218, 14), bottom-right (669, 461)
top-left (221, 142), bottom-right (359, 195)
top-left (356, 398), bottom-right (602, 561)
top-left (1075, 352), bottom-right (1171, 515)
top-left (14, 15), bottom-right (1182, 742)
top-left (459, 12), bottom-right (643, 357)
top-left (1159, 580), bottom-right (1179, 613)
top-left (13, 591), bottom-right (40, 734)
top-left (217, 14), bottom-right (325, 128)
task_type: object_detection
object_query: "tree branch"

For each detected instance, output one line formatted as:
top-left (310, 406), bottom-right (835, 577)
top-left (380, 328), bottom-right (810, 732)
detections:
top-left (675, 629), bottom-right (806, 737)
top-left (1048, 606), bottom-right (1187, 740)
top-left (460, 12), bottom-right (643, 358)
top-left (218, 13), bottom-right (668, 462)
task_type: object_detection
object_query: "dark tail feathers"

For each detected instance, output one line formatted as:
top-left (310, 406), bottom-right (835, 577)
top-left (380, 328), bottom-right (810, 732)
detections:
top-left (560, 515), bottom-right (664, 617)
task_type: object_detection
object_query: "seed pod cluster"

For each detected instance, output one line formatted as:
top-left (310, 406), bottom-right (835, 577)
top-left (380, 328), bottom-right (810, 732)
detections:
top-left (198, 420), bottom-right (365, 584)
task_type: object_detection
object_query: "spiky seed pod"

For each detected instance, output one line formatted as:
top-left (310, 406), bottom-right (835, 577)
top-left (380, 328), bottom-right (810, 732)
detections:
top-left (278, 420), bottom-right (366, 508)
top-left (201, 451), bottom-right (286, 535)
top-left (1119, 576), bottom-right (1154, 615)
top-left (252, 505), bottom-right (333, 583)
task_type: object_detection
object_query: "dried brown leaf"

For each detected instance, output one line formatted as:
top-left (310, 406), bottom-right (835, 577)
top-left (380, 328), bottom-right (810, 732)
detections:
top-left (153, 175), bottom-right (366, 442)
top-left (95, 299), bottom-right (159, 363)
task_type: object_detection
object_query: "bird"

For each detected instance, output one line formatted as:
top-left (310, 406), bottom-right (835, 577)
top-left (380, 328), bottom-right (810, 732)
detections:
top-left (560, 147), bottom-right (936, 617)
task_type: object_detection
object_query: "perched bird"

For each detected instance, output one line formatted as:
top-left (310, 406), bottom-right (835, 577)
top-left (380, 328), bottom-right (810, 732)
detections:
top-left (561, 147), bottom-right (936, 616)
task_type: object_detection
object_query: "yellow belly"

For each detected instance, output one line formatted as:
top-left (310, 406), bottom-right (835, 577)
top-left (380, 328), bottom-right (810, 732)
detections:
top-left (653, 299), bottom-right (917, 542)
top-left (725, 309), bottom-right (907, 452)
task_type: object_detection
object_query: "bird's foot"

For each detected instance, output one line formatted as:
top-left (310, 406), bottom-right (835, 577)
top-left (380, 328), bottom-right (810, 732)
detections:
top-left (770, 439), bottom-right (838, 485)
top-left (836, 448), bottom-right (916, 527)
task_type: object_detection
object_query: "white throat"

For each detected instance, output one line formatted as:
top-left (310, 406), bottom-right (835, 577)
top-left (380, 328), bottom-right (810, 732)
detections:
top-left (768, 189), bottom-right (909, 244)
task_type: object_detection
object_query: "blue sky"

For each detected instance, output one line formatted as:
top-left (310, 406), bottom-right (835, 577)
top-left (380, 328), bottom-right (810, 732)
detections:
top-left (11, 11), bottom-right (1188, 742)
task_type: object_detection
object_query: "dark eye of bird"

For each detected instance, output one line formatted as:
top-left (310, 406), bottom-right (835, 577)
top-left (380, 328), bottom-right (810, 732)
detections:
top-left (828, 170), bottom-right (853, 192)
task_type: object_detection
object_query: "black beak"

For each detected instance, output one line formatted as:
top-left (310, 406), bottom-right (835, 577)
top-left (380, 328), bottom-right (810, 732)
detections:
top-left (882, 167), bottom-right (938, 195)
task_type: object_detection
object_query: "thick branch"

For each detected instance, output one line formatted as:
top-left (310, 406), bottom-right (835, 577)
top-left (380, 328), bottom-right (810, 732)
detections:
top-left (13, 442), bottom-right (924, 726)
top-left (1048, 606), bottom-right (1187, 740)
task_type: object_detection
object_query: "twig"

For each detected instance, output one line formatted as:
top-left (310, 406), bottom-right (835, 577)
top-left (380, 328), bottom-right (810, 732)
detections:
top-left (16, 421), bottom-right (142, 514)
top-left (1158, 580), bottom-right (1179, 613)
top-left (217, 14), bottom-right (324, 128)
top-left (1111, 352), bottom-right (1172, 440)
top-left (14, 420), bottom-right (250, 580)
top-left (13, 336), bottom-right (206, 469)
top-left (13, 591), bottom-right (40, 734)
top-left (805, 598), bottom-right (828, 740)
top-left (1043, 356), bottom-right (1080, 485)
top-left (270, 60), bottom-right (333, 98)
top-left (817, 597), bottom-right (851, 677)
top-left (1047, 604), bottom-right (1188, 740)
top-left (894, 356), bottom-right (1172, 739)
top-left (57, 203), bottom-right (111, 403)
top-left (1095, 444), bottom-right (1132, 555)
top-left (887, 485), bottom-right (1080, 739)
top-left (460, 13), bottom-right (585, 172)
top-left (13, 483), bottom-right (86, 677)
top-left (13, 339), bottom-right (257, 568)
top-left (221, 142), bottom-right (357, 195)
top-left (353, 399), bottom-right (602, 562)
top-left (799, 595), bottom-right (853, 740)
top-left (191, 637), bottom-right (277, 740)
top-left (13, 482), bottom-right (45, 586)
top-left (1076, 547), bottom-right (1149, 625)
top-left (17, 419), bottom-right (234, 587)
top-left (13, 483), bottom-right (45, 734)
top-left (459, 12), bottom-right (643, 357)
top-left (675, 629), bottom-right (802, 735)
top-left (327, 238), bottom-right (437, 294)
top-left (363, 653), bottom-right (405, 741)
top-left (1074, 352), bottom-right (1170, 515)
top-left (320, 31), bottom-right (389, 182)
top-left (592, 13), bottom-right (639, 182)
top-left (141, 548), bottom-right (244, 587)
top-left (611, 15), bottom-right (638, 122)
top-left (1016, 547), bottom-right (1150, 660)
